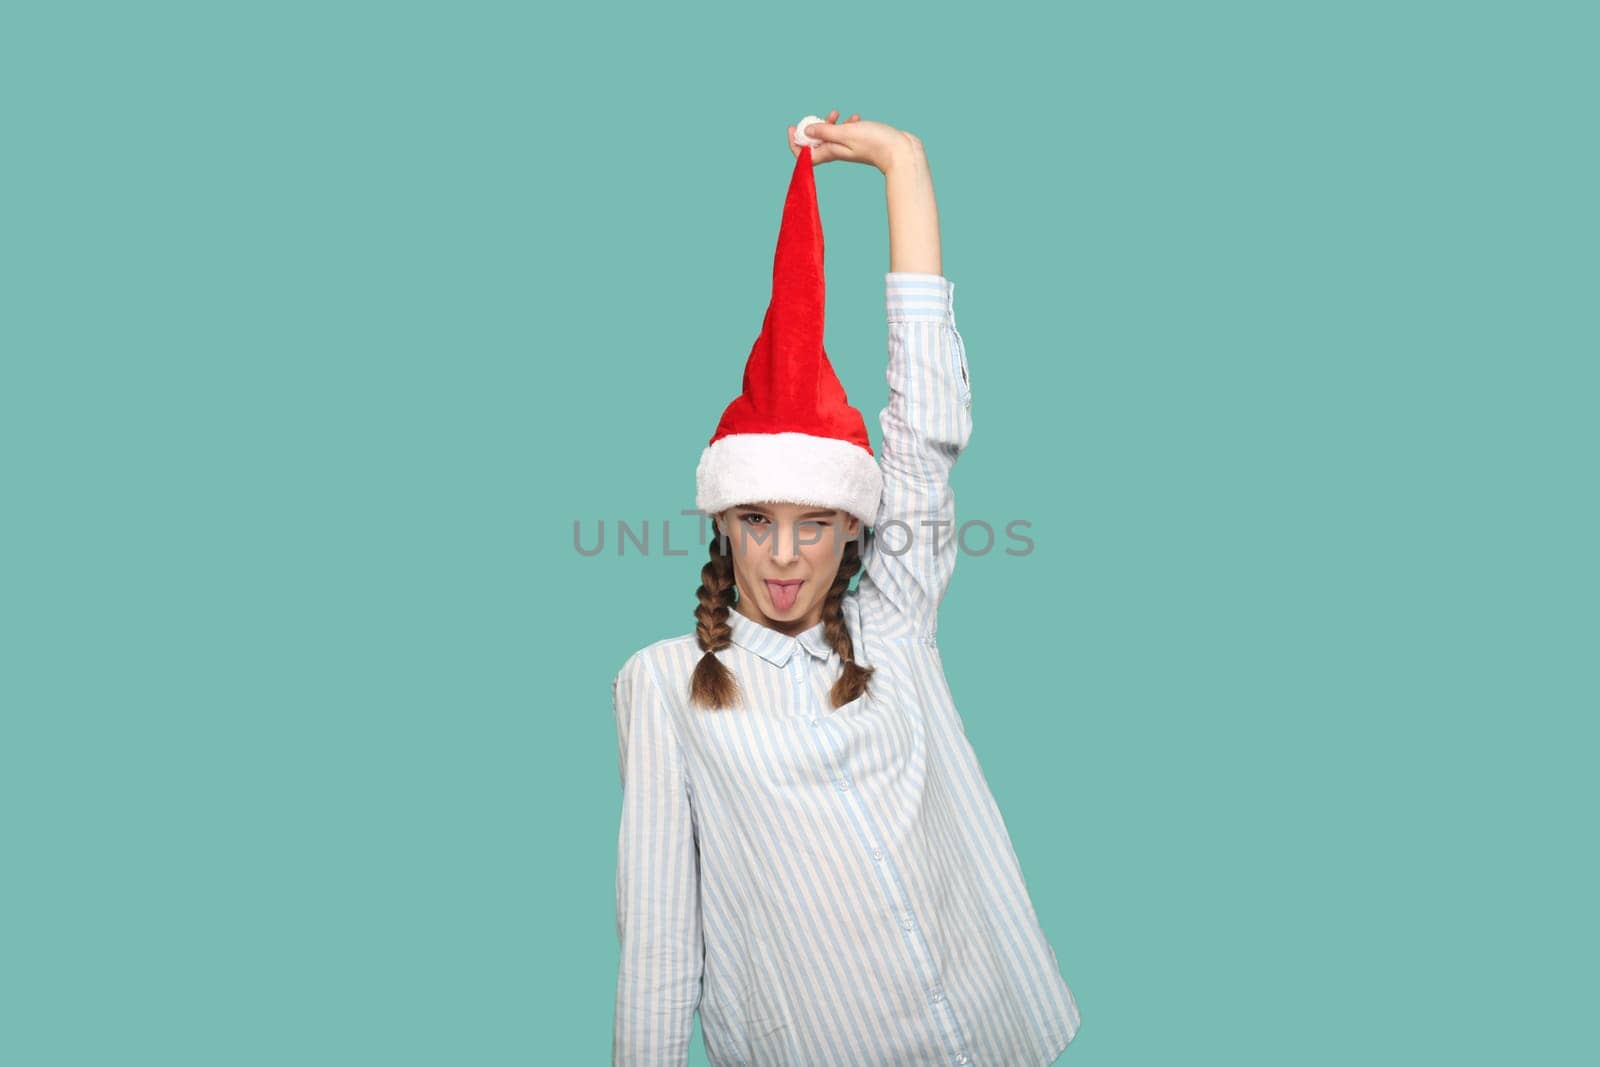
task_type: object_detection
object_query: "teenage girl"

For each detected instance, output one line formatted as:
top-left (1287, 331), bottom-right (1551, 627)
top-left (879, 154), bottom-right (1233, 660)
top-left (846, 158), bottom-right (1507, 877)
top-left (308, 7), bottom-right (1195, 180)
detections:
top-left (612, 110), bottom-right (1083, 1066)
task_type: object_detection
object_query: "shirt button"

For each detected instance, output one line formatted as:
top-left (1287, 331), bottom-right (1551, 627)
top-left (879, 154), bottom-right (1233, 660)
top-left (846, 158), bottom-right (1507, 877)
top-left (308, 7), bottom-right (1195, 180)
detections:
top-left (955, 1055), bottom-right (969, 1065)
top-left (810, 717), bottom-right (819, 726)
top-left (930, 989), bottom-right (944, 1003)
top-left (836, 777), bottom-right (852, 791)
top-left (871, 848), bottom-right (884, 861)
top-left (901, 916), bottom-right (915, 930)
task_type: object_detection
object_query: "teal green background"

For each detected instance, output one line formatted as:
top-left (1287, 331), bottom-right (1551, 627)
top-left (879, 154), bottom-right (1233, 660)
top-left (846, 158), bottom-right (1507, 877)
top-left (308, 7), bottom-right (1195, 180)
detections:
top-left (3, 2), bottom-right (1593, 1064)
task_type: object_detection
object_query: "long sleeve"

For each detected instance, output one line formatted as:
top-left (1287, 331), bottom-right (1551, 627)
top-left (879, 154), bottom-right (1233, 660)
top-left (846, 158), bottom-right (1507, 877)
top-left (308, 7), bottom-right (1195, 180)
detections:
top-left (612, 651), bottom-right (703, 1066)
top-left (857, 272), bottom-right (974, 642)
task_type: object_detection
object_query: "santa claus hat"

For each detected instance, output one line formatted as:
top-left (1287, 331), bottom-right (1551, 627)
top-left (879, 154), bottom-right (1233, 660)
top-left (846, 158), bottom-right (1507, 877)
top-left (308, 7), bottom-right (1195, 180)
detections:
top-left (694, 136), bottom-right (882, 530)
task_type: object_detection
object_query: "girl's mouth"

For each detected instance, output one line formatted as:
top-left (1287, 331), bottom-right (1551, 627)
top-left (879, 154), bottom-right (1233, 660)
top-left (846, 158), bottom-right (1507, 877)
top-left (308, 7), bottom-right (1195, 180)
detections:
top-left (765, 579), bottom-right (804, 612)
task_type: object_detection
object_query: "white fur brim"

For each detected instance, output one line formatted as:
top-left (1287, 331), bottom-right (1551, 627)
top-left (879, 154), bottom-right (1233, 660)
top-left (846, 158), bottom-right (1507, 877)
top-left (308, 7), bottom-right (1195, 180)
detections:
top-left (696, 432), bottom-right (882, 528)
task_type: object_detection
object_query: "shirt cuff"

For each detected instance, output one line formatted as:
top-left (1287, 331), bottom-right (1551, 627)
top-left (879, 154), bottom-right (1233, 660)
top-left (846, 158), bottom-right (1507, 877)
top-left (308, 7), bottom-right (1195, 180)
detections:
top-left (885, 272), bottom-right (955, 323)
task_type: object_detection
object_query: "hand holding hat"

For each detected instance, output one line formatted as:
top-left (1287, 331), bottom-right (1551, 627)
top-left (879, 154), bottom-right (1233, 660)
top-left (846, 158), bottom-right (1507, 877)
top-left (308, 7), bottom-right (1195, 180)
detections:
top-left (788, 110), bottom-right (919, 174)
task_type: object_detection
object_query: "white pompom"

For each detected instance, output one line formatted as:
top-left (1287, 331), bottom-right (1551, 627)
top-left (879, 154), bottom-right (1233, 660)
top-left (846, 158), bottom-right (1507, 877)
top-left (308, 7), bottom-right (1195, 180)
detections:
top-left (792, 115), bottom-right (827, 148)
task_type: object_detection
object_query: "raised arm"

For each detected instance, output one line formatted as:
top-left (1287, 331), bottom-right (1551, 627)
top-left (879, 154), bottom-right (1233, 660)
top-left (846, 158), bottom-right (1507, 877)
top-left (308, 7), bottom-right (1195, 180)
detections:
top-left (857, 269), bottom-right (973, 642)
top-left (861, 138), bottom-right (972, 640)
top-left (883, 135), bottom-right (942, 275)
top-left (612, 651), bottom-right (702, 1066)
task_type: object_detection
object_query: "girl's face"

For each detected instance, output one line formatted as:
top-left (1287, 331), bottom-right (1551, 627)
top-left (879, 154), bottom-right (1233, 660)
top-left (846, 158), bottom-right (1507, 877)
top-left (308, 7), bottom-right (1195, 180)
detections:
top-left (716, 502), bottom-right (862, 635)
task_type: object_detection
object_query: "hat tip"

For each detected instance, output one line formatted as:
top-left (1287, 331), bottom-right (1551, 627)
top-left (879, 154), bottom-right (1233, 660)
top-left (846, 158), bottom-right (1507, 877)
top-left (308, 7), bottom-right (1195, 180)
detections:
top-left (793, 115), bottom-right (826, 149)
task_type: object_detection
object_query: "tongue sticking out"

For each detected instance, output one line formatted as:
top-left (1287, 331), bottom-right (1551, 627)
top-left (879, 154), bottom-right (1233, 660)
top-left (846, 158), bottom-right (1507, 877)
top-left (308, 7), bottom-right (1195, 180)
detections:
top-left (767, 580), bottom-right (802, 612)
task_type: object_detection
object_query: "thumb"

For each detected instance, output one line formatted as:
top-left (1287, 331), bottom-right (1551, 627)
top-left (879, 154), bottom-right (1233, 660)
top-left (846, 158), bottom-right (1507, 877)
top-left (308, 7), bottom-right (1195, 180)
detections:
top-left (802, 118), bottom-right (846, 141)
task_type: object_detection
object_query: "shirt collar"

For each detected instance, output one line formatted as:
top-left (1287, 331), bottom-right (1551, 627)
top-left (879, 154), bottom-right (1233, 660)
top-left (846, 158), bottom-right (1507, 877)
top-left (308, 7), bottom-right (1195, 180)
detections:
top-left (725, 608), bottom-right (832, 667)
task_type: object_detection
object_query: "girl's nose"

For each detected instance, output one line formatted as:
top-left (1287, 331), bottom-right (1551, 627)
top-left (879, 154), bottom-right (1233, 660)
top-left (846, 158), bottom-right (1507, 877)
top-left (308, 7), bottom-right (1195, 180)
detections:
top-left (772, 523), bottom-right (807, 561)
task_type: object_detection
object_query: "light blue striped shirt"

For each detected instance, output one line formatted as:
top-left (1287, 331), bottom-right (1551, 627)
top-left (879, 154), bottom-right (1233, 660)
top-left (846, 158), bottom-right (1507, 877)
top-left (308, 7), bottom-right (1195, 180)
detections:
top-left (612, 273), bottom-right (1082, 1065)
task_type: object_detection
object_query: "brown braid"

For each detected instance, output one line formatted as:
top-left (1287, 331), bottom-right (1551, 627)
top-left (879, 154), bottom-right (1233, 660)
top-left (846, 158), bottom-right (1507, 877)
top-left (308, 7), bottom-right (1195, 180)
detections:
top-left (822, 537), bottom-right (875, 708)
top-left (690, 522), bottom-right (875, 711)
top-left (690, 528), bottom-right (741, 710)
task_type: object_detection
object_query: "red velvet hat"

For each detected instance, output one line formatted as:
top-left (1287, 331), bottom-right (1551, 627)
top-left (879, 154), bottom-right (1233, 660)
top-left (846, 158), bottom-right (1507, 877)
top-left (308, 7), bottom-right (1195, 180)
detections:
top-left (694, 142), bottom-right (882, 528)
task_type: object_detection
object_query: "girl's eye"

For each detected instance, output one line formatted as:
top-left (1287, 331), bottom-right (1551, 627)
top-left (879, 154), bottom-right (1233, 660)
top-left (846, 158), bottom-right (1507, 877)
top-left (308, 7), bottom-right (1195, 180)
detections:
top-left (740, 513), bottom-right (769, 526)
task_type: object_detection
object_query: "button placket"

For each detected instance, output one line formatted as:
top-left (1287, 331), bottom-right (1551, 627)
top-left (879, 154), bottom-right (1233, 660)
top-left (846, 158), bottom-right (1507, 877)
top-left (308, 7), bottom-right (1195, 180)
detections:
top-left (789, 644), bottom-right (809, 718)
top-left (891, 902), bottom-right (971, 1057)
top-left (799, 639), bottom-right (972, 1061)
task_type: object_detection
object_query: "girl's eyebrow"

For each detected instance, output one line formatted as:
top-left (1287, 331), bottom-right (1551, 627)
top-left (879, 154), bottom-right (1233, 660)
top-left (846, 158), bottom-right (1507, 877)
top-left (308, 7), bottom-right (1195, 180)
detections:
top-left (740, 507), bottom-right (836, 518)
